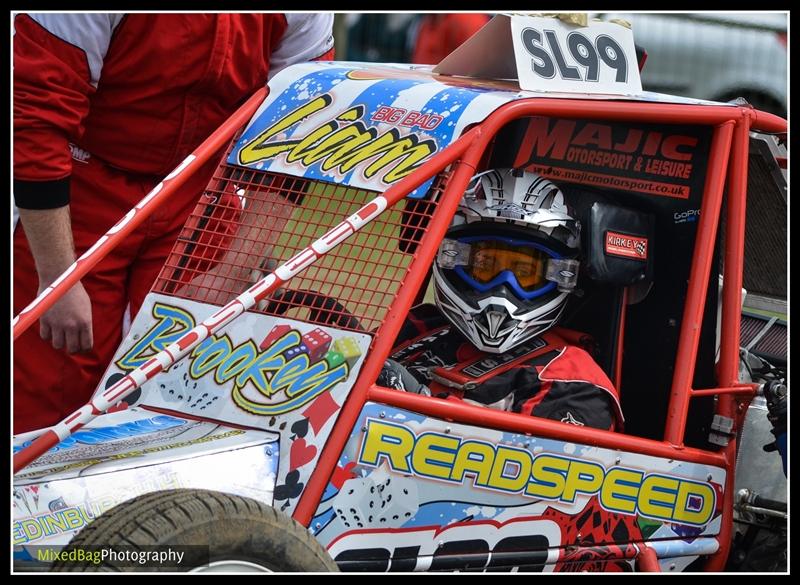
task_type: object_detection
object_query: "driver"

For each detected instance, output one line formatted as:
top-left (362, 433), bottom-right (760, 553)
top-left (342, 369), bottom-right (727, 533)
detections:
top-left (378, 169), bottom-right (623, 431)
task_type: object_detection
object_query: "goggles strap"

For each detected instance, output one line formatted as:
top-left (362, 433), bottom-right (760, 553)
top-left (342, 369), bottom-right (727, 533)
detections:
top-left (546, 258), bottom-right (580, 292)
top-left (438, 238), bottom-right (580, 294)
top-left (438, 239), bottom-right (472, 269)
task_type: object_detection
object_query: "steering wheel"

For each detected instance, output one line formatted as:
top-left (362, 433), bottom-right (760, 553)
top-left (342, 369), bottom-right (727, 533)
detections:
top-left (264, 288), bottom-right (364, 331)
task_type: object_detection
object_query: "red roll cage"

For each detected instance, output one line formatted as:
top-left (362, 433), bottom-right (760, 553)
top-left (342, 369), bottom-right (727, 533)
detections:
top-left (13, 91), bottom-right (787, 572)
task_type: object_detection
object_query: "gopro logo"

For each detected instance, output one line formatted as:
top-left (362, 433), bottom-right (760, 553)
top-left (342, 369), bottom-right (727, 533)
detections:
top-left (674, 209), bottom-right (700, 224)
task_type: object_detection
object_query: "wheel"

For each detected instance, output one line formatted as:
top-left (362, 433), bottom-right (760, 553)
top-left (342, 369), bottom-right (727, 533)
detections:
top-left (51, 489), bottom-right (338, 572)
top-left (265, 288), bottom-right (364, 330)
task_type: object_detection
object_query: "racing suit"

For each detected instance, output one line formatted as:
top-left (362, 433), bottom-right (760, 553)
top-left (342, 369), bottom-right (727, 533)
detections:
top-left (379, 305), bottom-right (624, 431)
top-left (411, 13), bottom-right (491, 65)
top-left (13, 13), bottom-right (334, 433)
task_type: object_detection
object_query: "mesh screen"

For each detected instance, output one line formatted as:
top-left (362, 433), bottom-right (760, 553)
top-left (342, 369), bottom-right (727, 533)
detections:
top-left (719, 137), bottom-right (787, 299)
top-left (153, 158), bottom-right (447, 334)
top-left (740, 314), bottom-right (766, 346)
top-left (741, 314), bottom-right (787, 363)
top-left (742, 145), bottom-right (787, 298)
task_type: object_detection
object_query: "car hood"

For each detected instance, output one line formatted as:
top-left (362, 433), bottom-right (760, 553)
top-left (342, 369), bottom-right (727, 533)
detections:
top-left (13, 408), bottom-right (279, 552)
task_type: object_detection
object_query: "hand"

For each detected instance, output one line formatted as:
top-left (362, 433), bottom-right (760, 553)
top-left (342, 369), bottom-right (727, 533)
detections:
top-left (762, 379), bottom-right (787, 453)
top-left (377, 359), bottom-right (431, 396)
top-left (38, 281), bottom-right (93, 353)
top-left (17, 205), bottom-right (93, 353)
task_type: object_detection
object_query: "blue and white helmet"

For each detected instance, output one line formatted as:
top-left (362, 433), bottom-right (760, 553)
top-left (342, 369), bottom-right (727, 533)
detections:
top-left (433, 169), bottom-right (581, 353)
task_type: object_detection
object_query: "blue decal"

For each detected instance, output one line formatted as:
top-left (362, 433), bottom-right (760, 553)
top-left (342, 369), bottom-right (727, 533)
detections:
top-left (13, 415), bottom-right (187, 454)
top-left (229, 67), bottom-right (353, 166)
top-left (228, 67), bottom-right (499, 199)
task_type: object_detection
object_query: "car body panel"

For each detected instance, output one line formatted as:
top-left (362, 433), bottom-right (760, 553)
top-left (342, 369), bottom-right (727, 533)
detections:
top-left (311, 402), bottom-right (726, 571)
top-left (229, 61), bottom-right (731, 199)
top-left (13, 408), bottom-right (279, 559)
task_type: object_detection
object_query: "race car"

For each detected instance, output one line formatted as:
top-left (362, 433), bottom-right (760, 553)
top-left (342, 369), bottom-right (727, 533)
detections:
top-left (13, 15), bottom-right (787, 573)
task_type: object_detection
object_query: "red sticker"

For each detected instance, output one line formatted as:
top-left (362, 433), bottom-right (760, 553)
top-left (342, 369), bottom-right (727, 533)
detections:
top-left (605, 231), bottom-right (648, 261)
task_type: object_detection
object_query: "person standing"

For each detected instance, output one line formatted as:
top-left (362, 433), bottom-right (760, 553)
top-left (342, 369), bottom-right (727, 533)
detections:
top-left (411, 13), bottom-right (490, 65)
top-left (13, 13), bottom-right (334, 433)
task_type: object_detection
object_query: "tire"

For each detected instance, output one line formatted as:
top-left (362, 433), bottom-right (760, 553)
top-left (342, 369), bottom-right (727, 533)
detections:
top-left (50, 489), bottom-right (338, 572)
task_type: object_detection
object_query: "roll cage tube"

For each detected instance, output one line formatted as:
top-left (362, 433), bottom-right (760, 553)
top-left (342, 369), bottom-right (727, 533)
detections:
top-left (13, 88), bottom-right (269, 340)
top-left (292, 98), bottom-right (786, 576)
top-left (13, 91), bottom-right (786, 572)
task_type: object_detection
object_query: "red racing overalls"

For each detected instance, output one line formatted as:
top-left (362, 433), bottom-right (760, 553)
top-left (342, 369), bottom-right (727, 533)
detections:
top-left (384, 305), bottom-right (624, 431)
top-left (13, 13), bottom-right (334, 433)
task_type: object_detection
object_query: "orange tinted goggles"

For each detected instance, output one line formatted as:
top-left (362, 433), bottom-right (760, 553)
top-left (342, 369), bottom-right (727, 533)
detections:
top-left (467, 240), bottom-right (550, 291)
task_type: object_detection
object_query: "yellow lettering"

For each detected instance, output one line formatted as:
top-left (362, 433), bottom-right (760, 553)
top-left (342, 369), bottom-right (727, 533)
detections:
top-left (284, 122), bottom-right (341, 163)
top-left (61, 508), bottom-right (86, 530)
top-left (639, 475), bottom-right (679, 520)
top-left (600, 468), bottom-right (643, 514)
top-left (325, 131), bottom-right (394, 172)
top-left (318, 130), bottom-right (380, 171)
top-left (238, 94), bottom-right (437, 185)
top-left (673, 481), bottom-right (715, 525)
top-left (451, 441), bottom-right (495, 486)
top-left (238, 95), bottom-right (333, 164)
top-left (41, 513), bottom-right (67, 536)
top-left (363, 136), bottom-right (436, 182)
top-left (526, 454), bottom-right (569, 499)
top-left (412, 433), bottom-right (459, 480)
top-left (359, 420), bottom-right (413, 472)
top-left (489, 446), bottom-right (532, 492)
top-left (337, 108), bottom-right (361, 122)
top-left (293, 125), bottom-right (373, 167)
top-left (12, 522), bottom-right (26, 545)
top-left (562, 460), bottom-right (605, 502)
top-left (21, 519), bottom-right (43, 541)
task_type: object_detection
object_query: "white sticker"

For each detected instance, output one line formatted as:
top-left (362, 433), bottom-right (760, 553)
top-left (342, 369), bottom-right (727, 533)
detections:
top-left (511, 16), bottom-right (642, 96)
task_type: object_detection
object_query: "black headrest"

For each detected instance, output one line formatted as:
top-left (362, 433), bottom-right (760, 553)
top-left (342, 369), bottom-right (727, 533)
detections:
top-left (583, 201), bottom-right (655, 286)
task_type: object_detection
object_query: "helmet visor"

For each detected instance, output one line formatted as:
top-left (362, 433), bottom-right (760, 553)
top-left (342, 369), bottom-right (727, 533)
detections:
top-left (438, 236), bottom-right (562, 300)
top-left (469, 241), bottom-right (549, 291)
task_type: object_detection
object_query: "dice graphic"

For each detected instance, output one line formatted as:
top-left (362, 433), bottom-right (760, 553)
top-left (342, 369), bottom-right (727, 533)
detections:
top-left (371, 470), bottom-right (418, 527)
top-left (333, 337), bottom-right (362, 367)
top-left (284, 343), bottom-right (309, 361)
top-left (157, 363), bottom-right (226, 417)
top-left (331, 468), bottom-right (418, 530)
top-left (259, 324), bottom-right (292, 351)
top-left (324, 350), bottom-right (346, 370)
top-left (302, 328), bottom-right (333, 361)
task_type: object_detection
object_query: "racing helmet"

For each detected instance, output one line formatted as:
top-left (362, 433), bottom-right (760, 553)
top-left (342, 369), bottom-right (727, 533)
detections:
top-left (433, 169), bottom-right (581, 354)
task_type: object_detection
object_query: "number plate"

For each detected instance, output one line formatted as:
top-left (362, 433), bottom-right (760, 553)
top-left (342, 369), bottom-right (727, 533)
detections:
top-left (511, 15), bottom-right (642, 95)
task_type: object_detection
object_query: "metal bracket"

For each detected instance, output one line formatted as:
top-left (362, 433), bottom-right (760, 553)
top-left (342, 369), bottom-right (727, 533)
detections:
top-left (708, 414), bottom-right (735, 446)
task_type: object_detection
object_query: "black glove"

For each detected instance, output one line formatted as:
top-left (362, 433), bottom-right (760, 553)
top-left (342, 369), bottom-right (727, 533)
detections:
top-left (762, 379), bottom-right (787, 453)
top-left (377, 359), bottom-right (431, 396)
